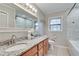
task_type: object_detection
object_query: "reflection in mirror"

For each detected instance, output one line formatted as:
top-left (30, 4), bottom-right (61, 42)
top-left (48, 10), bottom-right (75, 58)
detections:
top-left (16, 16), bottom-right (25, 28)
top-left (25, 19), bottom-right (33, 28)
top-left (34, 21), bottom-right (39, 31)
top-left (15, 16), bottom-right (34, 29)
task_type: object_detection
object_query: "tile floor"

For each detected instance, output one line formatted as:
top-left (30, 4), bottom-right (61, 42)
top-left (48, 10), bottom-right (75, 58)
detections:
top-left (46, 44), bottom-right (70, 56)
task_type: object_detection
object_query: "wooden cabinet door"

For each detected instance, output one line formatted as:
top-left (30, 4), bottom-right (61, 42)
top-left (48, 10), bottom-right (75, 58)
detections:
top-left (38, 42), bottom-right (43, 50)
top-left (21, 39), bottom-right (48, 56)
top-left (38, 48), bottom-right (44, 56)
top-left (44, 39), bottom-right (48, 55)
top-left (44, 46), bottom-right (48, 55)
top-left (21, 46), bottom-right (37, 56)
top-left (37, 41), bottom-right (44, 56)
top-left (34, 53), bottom-right (38, 56)
top-left (44, 39), bottom-right (48, 46)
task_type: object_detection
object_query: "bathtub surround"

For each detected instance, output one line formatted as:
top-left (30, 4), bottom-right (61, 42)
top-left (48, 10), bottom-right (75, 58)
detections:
top-left (67, 4), bottom-right (79, 41)
top-left (66, 4), bottom-right (79, 56)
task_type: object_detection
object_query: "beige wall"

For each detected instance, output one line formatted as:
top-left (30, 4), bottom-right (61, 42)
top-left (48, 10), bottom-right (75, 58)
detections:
top-left (34, 4), bottom-right (46, 35)
top-left (44, 11), bottom-right (67, 46)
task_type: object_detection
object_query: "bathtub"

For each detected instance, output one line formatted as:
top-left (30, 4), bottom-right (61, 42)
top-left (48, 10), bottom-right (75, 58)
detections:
top-left (68, 40), bottom-right (79, 56)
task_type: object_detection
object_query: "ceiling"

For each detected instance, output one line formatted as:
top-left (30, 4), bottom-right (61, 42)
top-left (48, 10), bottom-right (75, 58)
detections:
top-left (35, 3), bottom-right (74, 16)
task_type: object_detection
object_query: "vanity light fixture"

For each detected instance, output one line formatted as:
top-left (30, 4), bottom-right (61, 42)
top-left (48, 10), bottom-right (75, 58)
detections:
top-left (25, 3), bottom-right (37, 14)
top-left (32, 8), bottom-right (35, 13)
top-left (29, 5), bottom-right (33, 9)
top-left (32, 8), bottom-right (37, 13)
top-left (32, 8), bottom-right (35, 11)
top-left (29, 5), bottom-right (33, 11)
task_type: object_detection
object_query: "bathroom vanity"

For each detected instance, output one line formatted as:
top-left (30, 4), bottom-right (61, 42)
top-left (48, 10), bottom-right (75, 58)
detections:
top-left (21, 38), bottom-right (48, 56)
top-left (0, 4), bottom-right (48, 56)
top-left (0, 35), bottom-right (48, 56)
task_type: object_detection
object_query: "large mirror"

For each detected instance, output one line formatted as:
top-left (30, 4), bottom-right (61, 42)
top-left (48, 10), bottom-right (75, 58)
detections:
top-left (16, 16), bottom-right (34, 29)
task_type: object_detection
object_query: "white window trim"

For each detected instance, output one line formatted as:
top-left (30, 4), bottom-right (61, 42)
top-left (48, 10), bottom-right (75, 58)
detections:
top-left (48, 16), bottom-right (62, 32)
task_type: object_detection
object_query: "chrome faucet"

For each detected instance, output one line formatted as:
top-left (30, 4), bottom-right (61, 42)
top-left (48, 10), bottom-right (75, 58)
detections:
top-left (11, 35), bottom-right (16, 43)
top-left (8, 35), bottom-right (16, 45)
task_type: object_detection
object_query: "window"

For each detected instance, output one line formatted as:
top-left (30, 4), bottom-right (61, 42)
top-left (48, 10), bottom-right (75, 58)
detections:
top-left (49, 17), bottom-right (61, 31)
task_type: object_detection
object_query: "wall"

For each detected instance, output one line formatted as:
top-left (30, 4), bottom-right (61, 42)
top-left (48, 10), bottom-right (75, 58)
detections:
top-left (45, 11), bottom-right (67, 46)
top-left (35, 5), bottom-right (46, 35)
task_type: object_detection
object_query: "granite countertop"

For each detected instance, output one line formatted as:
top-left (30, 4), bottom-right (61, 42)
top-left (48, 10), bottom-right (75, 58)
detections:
top-left (0, 35), bottom-right (48, 56)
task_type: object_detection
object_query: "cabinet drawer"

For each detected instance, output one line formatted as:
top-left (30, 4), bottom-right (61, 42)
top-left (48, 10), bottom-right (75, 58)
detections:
top-left (44, 39), bottom-right (48, 46)
top-left (38, 42), bottom-right (44, 50)
top-left (22, 46), bottom-right (37, 56)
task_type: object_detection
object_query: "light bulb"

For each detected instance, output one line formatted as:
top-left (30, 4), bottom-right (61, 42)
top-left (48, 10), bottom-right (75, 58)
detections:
top-left (26, 3), bottom-right (29, 6)
top-left (32, 8), bottom-right (35, 11)
top-left (29, 5), bottom-right (33, 9)
top-left (35, 9), bottom-right (37, 13)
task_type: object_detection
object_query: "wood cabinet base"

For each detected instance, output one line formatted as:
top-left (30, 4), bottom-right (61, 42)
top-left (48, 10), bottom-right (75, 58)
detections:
top-left (21, 39), bottom-right (48, 56)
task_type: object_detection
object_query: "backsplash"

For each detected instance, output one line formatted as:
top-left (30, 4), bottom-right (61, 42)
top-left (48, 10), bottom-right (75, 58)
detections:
top-left (0, 31), bottom-right (28, 43)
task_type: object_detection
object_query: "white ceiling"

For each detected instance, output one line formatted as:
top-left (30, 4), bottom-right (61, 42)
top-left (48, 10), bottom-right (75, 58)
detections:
top-left (35, 3), bottom-right (74, 15)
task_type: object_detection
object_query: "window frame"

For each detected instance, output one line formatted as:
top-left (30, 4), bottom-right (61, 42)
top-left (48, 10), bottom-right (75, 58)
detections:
top-left (48, 16), bottom-right (62, 32)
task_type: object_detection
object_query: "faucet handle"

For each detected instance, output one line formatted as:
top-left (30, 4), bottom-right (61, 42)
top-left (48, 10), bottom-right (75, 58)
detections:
top-left (11, 35), bottom-right (16, 44)
top-left (11, 35), bottom-right (16, 39)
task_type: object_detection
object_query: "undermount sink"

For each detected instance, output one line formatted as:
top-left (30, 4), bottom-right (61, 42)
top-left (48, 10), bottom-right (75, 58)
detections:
top-left (16, 40), bottom-right (31, 44)
top-left (5, 44), bottom-right (27, 52)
